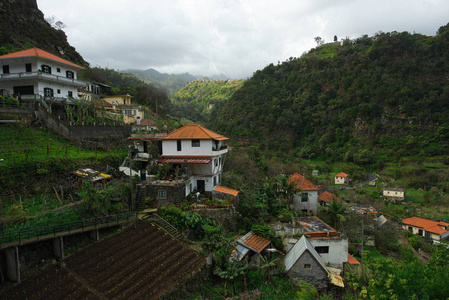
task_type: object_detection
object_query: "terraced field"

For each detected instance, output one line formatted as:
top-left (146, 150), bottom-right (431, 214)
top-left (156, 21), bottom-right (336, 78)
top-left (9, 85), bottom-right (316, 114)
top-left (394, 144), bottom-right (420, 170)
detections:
top-left (1, 221), bottom-right (204, 299)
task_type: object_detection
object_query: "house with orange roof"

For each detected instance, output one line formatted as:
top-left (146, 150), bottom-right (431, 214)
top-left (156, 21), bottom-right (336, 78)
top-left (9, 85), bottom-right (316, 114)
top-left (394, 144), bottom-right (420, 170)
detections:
top-left (289, 173), bottom-right (319, 215)
top-left (334, 172), bottom-right (349, 185)
top-left (318, 191), bottom-right (344, 206)
top-left (0, 47), bottom-right (86, 101)
top-left (131, 124), bottom-right (230, 205)
top-left (231, 231), bottom-right (272, 265)
top-left (402, 216), bottom-right (449, 242)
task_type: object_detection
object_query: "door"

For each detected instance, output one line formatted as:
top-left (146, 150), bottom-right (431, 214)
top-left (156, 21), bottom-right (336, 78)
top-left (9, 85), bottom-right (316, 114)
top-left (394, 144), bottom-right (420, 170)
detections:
top-left (13, 85), bottom-right (34, 95)
top-left (197, 180), bottom-right (205, 193)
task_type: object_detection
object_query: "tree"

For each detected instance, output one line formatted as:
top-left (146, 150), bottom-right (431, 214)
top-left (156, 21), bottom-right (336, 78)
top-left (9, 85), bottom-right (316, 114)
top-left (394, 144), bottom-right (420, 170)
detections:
top-left (216, 259), bottom-right (249, 296)
top-left (334, 35), bottom-right (338, 42)
top-left (314, 36), bottom-right (324, 46)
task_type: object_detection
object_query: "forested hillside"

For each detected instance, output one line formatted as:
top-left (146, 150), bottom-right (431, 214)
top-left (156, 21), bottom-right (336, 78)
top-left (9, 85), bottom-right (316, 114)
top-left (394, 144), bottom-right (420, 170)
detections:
top-left (214, 23), bottom-right (449, 163)
top-left (170, 79), bottom-right (244, 123)
top-left (125, 69), bottom-right (197, 94)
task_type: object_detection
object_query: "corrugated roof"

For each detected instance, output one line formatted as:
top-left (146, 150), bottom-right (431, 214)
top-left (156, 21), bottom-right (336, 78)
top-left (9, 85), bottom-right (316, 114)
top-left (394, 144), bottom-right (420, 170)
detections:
top-left (237, 231), bottom-right (271, 253)
top-left (335, 172), bottom-right (348, 177)
top-left (402, 217), bottom-right (449, 235)
top-left (162, 124), bottom-right (228, 141)
top-left (0, 47), bottom-right (84, 69)
top-left (289, 173), bottom-right (319, 191)
top-left (213, 186), bottom-right (239, 196)
top-left (285, 235), bottom-right (329, 273)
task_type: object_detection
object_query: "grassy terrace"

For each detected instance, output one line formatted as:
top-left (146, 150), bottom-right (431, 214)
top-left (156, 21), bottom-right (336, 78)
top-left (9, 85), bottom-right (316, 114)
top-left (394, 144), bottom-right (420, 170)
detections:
top-left (0, 125), bottom-right (126, 165)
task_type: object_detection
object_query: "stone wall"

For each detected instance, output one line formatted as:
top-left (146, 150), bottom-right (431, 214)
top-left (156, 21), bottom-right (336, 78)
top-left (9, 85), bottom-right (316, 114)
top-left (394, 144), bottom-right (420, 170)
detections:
top-left (195, 207), bottom-right (238, 230)
top-left (288, 251), bottom-right (328, 289)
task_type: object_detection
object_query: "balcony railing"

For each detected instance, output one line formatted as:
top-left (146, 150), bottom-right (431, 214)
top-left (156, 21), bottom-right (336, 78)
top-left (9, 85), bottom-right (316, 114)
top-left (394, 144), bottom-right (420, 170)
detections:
top-left (0, 71), bottom-right (87, 87)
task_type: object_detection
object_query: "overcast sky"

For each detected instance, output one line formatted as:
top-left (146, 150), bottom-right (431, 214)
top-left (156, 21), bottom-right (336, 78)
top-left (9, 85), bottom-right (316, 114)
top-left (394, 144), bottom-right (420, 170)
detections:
top-left (37, 0), bottom-right (449, 79)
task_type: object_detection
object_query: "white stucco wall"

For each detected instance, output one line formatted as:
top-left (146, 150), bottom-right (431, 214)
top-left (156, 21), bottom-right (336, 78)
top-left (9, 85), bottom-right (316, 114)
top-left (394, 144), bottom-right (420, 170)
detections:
top-left (293, 191), bottom-right (318, 215)
top-left (308, 238), bottom-right (348, 269)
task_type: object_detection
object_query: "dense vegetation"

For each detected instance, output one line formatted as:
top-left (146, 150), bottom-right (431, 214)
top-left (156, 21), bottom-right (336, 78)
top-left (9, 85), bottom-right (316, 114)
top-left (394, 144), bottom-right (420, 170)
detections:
top-left (169, 79), bottom-right (244, 123)
top-left (214, 23), bottom-right (449, 163)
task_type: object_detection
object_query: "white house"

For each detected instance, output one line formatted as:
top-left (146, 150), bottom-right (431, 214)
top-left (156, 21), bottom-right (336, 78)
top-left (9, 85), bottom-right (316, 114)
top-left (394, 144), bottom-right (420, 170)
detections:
top-left (279, 216), bottom-right (349, 269)
top-left (383, 188), bottom-right (405, 203)
top-left (0, 48), bottom-right (86, 101)
top-left (402, 216), bottom-right (449, 243)
top-left (334, 172), bottom-right (349, 185)
top-left (158, 124), bottom-right (228, 194)
top-left (289, 173), bottom-right (319, 215)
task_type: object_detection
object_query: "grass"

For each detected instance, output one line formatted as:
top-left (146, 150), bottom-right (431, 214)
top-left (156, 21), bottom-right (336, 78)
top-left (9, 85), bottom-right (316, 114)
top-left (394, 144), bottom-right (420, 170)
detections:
top-left (0, 125), bottom-right (126, 166)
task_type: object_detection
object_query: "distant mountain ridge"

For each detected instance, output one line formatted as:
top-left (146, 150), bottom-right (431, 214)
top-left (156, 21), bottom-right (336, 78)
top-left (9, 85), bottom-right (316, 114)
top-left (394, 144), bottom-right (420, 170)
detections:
top-left (123, 68), bottom-right (228, 94)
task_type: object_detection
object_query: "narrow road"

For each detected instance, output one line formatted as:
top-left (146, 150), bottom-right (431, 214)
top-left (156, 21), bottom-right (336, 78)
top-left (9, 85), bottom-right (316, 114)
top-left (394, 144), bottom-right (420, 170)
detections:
top-left (354, 173), bottom-right (378, 186)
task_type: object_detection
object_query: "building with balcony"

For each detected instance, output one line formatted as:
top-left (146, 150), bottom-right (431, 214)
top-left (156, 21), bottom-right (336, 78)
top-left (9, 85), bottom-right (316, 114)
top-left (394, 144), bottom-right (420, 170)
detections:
top-left (0, 48), bottom-right (87, 101)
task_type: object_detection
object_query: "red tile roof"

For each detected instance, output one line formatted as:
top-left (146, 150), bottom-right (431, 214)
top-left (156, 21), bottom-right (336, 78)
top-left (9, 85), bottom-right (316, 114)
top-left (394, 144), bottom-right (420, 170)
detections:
top-left (335, 172), bottom-right (348, 177)
top-left (347, 253), bottom-right (360, 265)
top-left (139, 118), bottom-right (157, 126)
top-left (403, 217), bottom-right (449, 235)
top-left (289, 173), bottom-right (319, 191)
top-left (319, 191), bottom-right (342, 203)
top-left (213, 186), bottom-right (239, 196)
top-left (0, 47), bottom-right (84, 69)
top-left (238, 231), bottom-right (271, 253)
top-left (92, 99), bottom-right (114, 110)
top-left (162, 124), bottom-right (228, 141)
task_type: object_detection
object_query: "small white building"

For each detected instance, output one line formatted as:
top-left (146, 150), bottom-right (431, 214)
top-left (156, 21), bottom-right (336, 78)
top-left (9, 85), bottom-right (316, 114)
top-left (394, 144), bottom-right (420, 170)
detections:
top-left (0, 48), bottom-right (86, 101)
top-left (334, 172), bottom-right (349, 185)
top-left (383, 188), bottom-right (405, 202)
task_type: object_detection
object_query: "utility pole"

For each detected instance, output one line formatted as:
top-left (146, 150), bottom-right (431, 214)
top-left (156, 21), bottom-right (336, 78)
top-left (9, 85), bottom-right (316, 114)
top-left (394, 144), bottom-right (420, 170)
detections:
top-left (129, 145), bottom-right (134, 211)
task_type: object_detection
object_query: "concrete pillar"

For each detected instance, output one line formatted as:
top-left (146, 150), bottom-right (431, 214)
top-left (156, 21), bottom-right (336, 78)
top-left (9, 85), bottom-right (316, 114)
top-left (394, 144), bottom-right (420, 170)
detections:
top-left (5, 246), bottom-right (20, 283)
top-left (53, 237), bottom-right (64, 260)
top-left (90, 229), bottom-right (100, 241)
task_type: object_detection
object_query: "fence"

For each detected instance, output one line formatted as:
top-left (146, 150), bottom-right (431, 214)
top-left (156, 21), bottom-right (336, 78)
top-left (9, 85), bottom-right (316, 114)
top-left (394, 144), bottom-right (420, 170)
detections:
top-left (0, 211), bottom-right (137, 247)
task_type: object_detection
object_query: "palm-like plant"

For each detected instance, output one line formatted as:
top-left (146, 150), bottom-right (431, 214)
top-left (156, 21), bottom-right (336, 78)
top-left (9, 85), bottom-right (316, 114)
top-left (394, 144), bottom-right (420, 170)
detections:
top-left (217, 259), bottom-right (249, 296)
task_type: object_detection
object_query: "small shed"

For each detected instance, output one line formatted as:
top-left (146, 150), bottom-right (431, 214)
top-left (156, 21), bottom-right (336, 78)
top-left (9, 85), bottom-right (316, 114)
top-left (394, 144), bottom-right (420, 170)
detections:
top-left (212, 186), bottom-right (239, 207)
top-left (284, 235), bottom-right (329, 289)
top-left (73, 168), bottom-right (111, 188)
top-left (231, 231), bottom-right (271, 265)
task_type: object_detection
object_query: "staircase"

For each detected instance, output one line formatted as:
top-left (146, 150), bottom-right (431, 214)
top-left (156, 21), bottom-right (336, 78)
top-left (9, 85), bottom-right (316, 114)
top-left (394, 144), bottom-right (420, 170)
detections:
top-left (144, 214), bottom-right (182, 240)
top-left (136, 186), bottom-right (147, 212)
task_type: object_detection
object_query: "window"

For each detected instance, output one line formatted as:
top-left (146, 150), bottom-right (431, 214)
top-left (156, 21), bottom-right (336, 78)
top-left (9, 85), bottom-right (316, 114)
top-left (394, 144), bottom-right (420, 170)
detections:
top-left (301, 194), bottom-right (308, 202)
top-left (57, 89), bottom-right (61, 94)
top-left (177, 140), bottom-right (182, 151)
top-left (418, 229), bottom-right (423, 236)
top-left (68, 91), bottom-right (73, 97)
top-left (213, 176), bottom-right (217, 186)
top-left (425, 231), bottom-right (430, 239)
top-left (66, 70), bottom-right (74, 78)
top-left (2, 65), bottom-right (10, 74)
top-left (158, 190), bottom-right (166, 199)
top-left (25, 63), bottom-right (32, 72)
top-left (192, 139), bottom-right (200, 147)
top-left (315, 246), bottom-right (329, 254)
top-left (304, 264), bottom-right (311, 269)
top-left (125, 109), bottom-right (132, 115)
top-left (57, 68), bottom-right (61, 73)
top-left (215, 159), bottom-right (218, 166)
top-left (44, 87), bottom-right (54, 98)
top-left (41, 65), bottom-right (52, 74)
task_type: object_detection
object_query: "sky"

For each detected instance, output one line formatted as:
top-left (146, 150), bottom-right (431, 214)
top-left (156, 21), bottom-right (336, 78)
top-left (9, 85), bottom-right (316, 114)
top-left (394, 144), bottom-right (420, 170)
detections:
top-left (37, 0), bottom-right (449, 79)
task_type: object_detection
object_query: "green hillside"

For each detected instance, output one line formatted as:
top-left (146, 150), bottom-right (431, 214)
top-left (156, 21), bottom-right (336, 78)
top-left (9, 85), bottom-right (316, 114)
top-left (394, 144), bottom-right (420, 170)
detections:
top-left (169, 79), bottom-right (244, 123)
top-left (214, 24), bottom-right (449, 164)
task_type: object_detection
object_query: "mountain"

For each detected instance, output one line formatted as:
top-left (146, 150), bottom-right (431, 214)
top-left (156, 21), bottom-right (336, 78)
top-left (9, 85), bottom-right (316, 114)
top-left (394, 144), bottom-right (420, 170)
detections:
top-left (0, 0), bottom-right (86, 66)
top-left (124, 68), bottom-right (228, 94)
top-left (214, 24), bottom-right (449, 164)
top-left (169, 79), bottom-right (244, 124)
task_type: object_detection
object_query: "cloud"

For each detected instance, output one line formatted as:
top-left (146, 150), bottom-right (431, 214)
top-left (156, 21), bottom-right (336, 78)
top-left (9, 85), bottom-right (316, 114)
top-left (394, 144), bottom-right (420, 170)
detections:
top-left (37, 0), bottom-right (449, 78)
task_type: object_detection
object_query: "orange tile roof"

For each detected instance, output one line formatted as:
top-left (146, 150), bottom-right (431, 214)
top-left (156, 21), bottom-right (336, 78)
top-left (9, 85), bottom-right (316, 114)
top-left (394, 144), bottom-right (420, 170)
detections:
top-left (319, 191), bottom-right (342, 203)
top-left (289, 173), bottom-right (319, 191)
top-left (335, 172), bottom-right (348, 177)
top-left (347, 253), bottom-right (360, 265)
top-left (213, 186), bottom-right (239, 196)
top-left (238, 232), bottom-right (271, 253)
top-left (92, 99), bottom-right (114, 109)
top-left (162, 124), bottom-right (228, 141)
top-left (0, 47), bottom-right (84, 69)
top-left (139, 118), bottom-right (157, 126)
top-left (403, 217), bottom-right (449, 235)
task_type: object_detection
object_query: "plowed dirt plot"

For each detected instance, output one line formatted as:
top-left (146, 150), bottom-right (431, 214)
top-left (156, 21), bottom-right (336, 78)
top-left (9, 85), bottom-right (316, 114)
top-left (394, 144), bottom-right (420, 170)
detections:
top-left (1, 221), bottom-right (204, 299)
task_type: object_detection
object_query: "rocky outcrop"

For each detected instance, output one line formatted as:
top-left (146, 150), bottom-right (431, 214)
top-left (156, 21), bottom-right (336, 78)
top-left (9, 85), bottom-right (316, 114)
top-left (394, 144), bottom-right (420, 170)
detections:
top-left (0, 0), bottom-right (87, 66)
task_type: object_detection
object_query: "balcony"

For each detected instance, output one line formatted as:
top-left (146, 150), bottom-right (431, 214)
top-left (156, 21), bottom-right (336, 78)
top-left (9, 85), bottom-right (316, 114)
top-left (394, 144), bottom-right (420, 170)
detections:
top-left (0, 71), bottom-right (87, 87)
top-left (212, 145), bottom-right (228, 156)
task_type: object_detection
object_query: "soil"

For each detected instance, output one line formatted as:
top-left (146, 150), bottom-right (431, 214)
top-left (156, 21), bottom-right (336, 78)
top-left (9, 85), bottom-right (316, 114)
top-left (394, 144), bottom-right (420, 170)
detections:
top-left (0, 220), bottom-right (205, 299)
